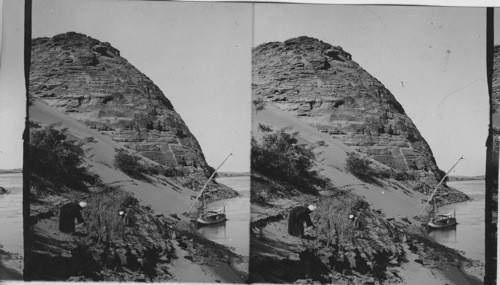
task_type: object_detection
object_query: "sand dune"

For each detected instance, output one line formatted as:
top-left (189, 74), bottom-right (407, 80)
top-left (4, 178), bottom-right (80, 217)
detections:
top-left (31, 100), bottom-right (197, 218)
top-left (254, 102), bottom-right (430, 222)
top-left (251, 102), bottom-right (482, 284)
top-left (30, 100), bottom-right (244, 282)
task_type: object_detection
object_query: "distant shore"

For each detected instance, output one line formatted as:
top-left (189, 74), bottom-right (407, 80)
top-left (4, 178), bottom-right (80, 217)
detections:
top-left (448, 175), bottom-right (484, 182)
top-left (0, 169), bottom-right (22, 174)
top-left (217, 172), bottom-right (250, 177)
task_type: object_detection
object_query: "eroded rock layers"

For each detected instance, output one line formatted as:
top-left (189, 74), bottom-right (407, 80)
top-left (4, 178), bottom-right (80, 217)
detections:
top-left (253, 36), bottom-right (444, 185)
top-left (30, 32), bottom-right (209, 178)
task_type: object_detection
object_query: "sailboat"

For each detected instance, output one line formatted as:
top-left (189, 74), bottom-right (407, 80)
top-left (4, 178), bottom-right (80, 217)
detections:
top-left (417, 156), bottom-right (463, 230)
top-left (427, 197), bottom-right (457, 229)
top-left (196, 183), bottom-right (227, 226)
top-left (186, 152), bottom-right (232, 227)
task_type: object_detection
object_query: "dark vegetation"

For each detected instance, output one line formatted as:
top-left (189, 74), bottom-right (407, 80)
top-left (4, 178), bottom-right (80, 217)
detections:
top-left (114, 149), bottom-right (194, 180)
top-left (345, 152), bottom-right (417, 183)
top-left (114, 149), bottom-right (151, 180)
top-left (313, 191), bottom-right (370, 246)
top-left (29, 122), bottom-right (100, 192)
top-left (29, 121), bottom-right (177, 281)
top-left (77, 188), bottom-right (174, 281)
top-left (252, 97), bottom-right (266, 112)
top-left (252, 128), bottom-right (329, 194)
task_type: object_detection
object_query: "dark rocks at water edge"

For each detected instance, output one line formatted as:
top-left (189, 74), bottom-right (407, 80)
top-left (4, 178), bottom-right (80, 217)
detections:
top-left (29, 183), bottom-right (241, 282)
top-left (493, 45), bottom-right (500, 117)
top-left (0, 247), bottom-right (23, 280)
top-left (0, 169), bottom-right (22, 174)
top-left (30, 32), bottom-right (231, 193)
top-left (0, 187), bottom-right (9, 195)
top-left (253, 36), bottom-right (467, 202)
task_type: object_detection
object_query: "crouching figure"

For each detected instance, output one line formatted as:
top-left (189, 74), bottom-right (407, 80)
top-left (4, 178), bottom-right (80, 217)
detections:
top-left (288, 204), bottom-right (316, 238)
top-left (59, 201), bottom-right (87, 234)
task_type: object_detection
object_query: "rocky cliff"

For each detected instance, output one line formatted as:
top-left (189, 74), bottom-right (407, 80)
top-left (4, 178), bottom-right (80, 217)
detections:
top-left (253, 36), bottom-right (445, 187)
top-left (30, 32), bottom-right (210, 180)
top-left (249, 36), bottom-right (478, 284)
top-left (493, 45), bottom-right (500, 127)
top-left (493, 46), bottom-right (500, 108)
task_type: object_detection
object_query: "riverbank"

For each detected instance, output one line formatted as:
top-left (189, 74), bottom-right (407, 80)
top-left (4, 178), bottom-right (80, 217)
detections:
top-left (196, 176), bottom-right (250, 281)
top-left (170, 223), bottom-right (247, 283)
top-left (0, 173), bottom-right (23, 280)
top-left (0, 247), bottom-right (23, 280)
top-left (430, 180), bottom-right (485, 263)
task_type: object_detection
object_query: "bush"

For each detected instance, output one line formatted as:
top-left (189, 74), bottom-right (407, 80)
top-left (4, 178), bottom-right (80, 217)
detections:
top-left (252, 128), bottom-right (329, 194)
top-left (143, 246), bottom-right (161, 281)
top-left (253, 97), bottom-right (266, 112)
top-left (162, 167), bottom-right (185, 177)
top-left (345, 152), bottom-right (373, 181)
top-left (393, 171), bottom-right (417, 181)
top-left (114, 149), bottom-right (149, 179)
top-left (313, 193), bottom-right (370, 246)
top-left (29, 122), bottom-right (99, 191)
top-left (258, 123), bottom-right (273, 133)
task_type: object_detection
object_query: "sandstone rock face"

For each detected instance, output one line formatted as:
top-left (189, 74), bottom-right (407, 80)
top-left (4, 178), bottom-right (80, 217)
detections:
top-left (494, 46), bottom-right (500, 107)
top-left (253, 36), bottom-right (442, 184)
top-left (493, 45), bottom-right (500, 127)
top-left (30, 32), bottom-right (209, 178)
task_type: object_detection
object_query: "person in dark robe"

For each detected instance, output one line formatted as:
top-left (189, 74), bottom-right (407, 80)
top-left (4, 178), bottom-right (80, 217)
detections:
top-left (288, 205), bottom-right (316, 237)
top-left (119, 206), bottom-right (135, 234)
top-left (59, 201), bottom-right (87, 234)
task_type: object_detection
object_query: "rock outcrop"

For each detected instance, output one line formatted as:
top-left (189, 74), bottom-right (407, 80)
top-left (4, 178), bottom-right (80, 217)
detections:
top-left (493, 45), bottom-right (500, 118)
top-left (253, 36), bottom-right (445, 187)
top-left (30, 32), bottom-right (210, 180)
top-left (249, 174), bottom-right (407, 284)
top-left (29, 185), bottom-right (177, 281)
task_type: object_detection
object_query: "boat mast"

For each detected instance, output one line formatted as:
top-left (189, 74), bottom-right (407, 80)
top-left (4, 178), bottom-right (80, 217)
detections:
top-left (186, 152), bottom-right (233, 214)
top-left (417, 155), bottom-right (463, 219)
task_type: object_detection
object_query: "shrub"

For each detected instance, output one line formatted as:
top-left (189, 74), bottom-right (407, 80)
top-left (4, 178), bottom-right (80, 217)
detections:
top-left (345, 152), bottom-right (373, 181)
top-left (253, 97), bottom-right (266, 112)
top-left (252, 128), bottom-right (329, 194)
top-left (143, 246), bottom-right (161, 281)
top-left (313, 193), bottom-right (370, 246)
top-left (394, 171), bottom-right (417, 181)
top-left (29, 122), bottom-right (99, 191)
top-left (258, 123), bottom-right (273, 133)
top-left (114, 149), bottom-right (149, 179)
top-left (162, 167), bottom-right (185, 177)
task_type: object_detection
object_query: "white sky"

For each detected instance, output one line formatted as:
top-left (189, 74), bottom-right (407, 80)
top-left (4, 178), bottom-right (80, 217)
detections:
top-left (28, 0), bottom-right (252, 172)
top-left (496, 8), bottom-right (500, 45)
top-left (255, 5), bottom-right (489, 176)
top-left (0, 0), bottom-right (25, 169)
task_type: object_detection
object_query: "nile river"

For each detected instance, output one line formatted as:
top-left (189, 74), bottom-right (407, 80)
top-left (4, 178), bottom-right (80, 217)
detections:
top-left (428, 180), bottom-right (484, 263)
top-left (0, 173), bottom-right (23, 255)
top-left (197, 176), bottom-right (250, 257)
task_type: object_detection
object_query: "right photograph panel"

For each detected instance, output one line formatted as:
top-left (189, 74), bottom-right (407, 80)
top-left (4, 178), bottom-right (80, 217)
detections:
top-left (250, 5), bottom-right (488, 284)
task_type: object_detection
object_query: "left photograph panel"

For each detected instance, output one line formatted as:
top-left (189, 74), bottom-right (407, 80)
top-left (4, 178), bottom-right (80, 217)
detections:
top-left (26, 0), bottom-right (251, 282)
top-left (0, 0), bottom-right (26, 280)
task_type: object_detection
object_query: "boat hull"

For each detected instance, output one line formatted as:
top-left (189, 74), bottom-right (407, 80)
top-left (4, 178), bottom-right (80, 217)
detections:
top-left (197, 215), bottom-right (227, 227)
top-left (427, 219), bottom-right (457, 229)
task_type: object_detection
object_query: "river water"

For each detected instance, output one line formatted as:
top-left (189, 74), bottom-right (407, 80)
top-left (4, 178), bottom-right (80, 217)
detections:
top-left (0, 173), bottom-right (23, 256)
top-left (197, 176), bottom-right (250, 257)
top-left (428, 180), bottom-right (484, 263)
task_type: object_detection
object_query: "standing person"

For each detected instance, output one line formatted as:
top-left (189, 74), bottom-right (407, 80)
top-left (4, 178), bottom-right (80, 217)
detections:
top-left (119, 206), bottom-right (134, 234)
top-left (59, 201), bottom-right (87, 234)
top-left (288, 205), bottom-right (316, 238)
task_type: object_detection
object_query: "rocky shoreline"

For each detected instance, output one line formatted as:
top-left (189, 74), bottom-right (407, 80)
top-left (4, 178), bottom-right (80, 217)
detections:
top-left (249, 172), bottom-right (481, 285)
top-left (0, 246), bottom-right (23, 280)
